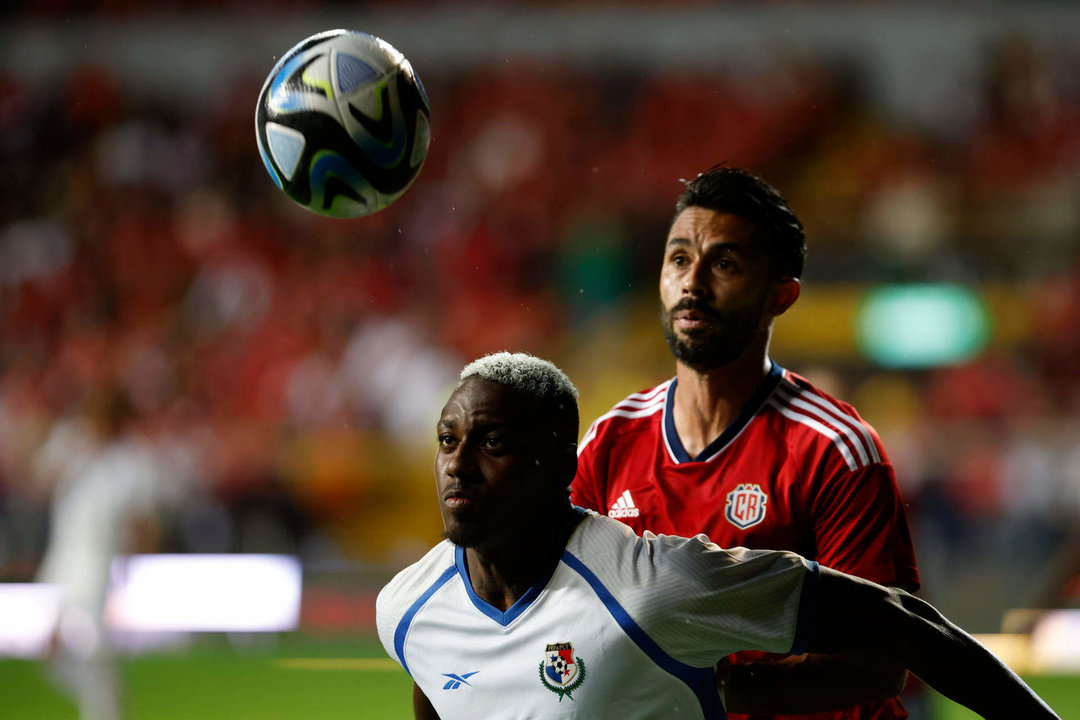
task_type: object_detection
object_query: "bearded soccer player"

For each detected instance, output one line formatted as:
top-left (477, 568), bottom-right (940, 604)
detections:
top-left (572, 167), bottom-right (920, 719)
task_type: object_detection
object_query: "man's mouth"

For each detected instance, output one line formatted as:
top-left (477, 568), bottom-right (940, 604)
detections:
top-left (674, 309), bottom-right (716, 330)
top-left (442, 488), bottom-right (478, 510)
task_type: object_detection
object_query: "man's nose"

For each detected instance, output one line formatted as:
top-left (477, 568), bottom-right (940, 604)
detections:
top-left (444, 442), bottom-right (479, 480)
top-left (682, 259), bottom-right (709, 296)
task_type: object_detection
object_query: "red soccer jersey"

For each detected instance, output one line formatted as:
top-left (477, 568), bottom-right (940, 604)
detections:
top-left (573, 362), bottom-right (919, 720)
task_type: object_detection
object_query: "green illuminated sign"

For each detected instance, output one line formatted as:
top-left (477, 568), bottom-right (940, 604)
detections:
top-left (855, 285), bottom-right (990, 368)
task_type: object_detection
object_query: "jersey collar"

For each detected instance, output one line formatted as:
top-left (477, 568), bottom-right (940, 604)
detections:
top-left (663, 361), bottom-right (784, 464)
top-left (454, 508), bottom-right (586, 626)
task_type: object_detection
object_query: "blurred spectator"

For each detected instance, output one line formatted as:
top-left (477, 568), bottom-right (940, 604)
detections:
top-left (34, 387), bottom-right (167, 720)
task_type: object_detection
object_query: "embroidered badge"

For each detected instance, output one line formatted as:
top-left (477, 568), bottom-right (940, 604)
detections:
top-left (724, 483), bottom-right (768, 529)
top-left (539, 641), bottom-right (586, 701)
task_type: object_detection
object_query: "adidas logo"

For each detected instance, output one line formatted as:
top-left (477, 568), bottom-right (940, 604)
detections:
top-left (608, 490), bottom-right (640, 519)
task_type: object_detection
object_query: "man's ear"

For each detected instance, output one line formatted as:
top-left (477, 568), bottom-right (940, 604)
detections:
top-left (768, 277), bottom-right (801, 318)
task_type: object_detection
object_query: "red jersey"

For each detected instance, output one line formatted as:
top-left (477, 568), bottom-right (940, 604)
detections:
top-left (573, 362), bottom-right (919, 720)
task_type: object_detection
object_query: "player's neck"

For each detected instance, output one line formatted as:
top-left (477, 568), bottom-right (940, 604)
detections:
top-left (673, 347), bottom-right (771, 458)
top-left (464, 504), bottom-right (579, 612)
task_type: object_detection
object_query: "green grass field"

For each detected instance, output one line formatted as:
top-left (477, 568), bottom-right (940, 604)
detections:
top-left (4, 635), bottom-right (1077, 719)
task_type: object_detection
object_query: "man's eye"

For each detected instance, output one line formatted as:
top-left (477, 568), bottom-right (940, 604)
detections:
top-left (670, 254), bottom-right (688, 266)
top-left (483, 437), bottom-right (503, 449)
top-left (715, 257), bottom-right (737, 272)
top-left (438, 434), bottom-right (456, 447)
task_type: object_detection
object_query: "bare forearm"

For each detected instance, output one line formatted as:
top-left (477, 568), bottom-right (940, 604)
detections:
top-left (808, 569), bottom-right (1059, 720)
top-left (724, 652), bottom-right (906, 714)
top-left (892, 593), bottom-right (1058, 720)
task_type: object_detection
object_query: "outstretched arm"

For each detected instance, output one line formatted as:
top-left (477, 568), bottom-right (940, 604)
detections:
top-left (720, 650), bottom-right (907, 714)
top-left (807, 567), bottom-right (1059, 720)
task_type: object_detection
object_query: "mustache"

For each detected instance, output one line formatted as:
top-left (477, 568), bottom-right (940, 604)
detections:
top-left (668, 298), bottom-right (721, 320)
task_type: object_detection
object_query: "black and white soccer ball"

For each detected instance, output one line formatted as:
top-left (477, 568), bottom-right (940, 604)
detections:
top-left (255, 30), bottom-right (431, 218)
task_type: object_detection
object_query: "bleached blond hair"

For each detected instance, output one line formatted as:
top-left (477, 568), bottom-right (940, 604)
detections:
top-left (458, 352), bottom-right (579, 445)
top-left (459, 352), bottom-right (578, 401)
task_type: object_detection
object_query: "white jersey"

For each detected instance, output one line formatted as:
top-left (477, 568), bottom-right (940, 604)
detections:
top-left (377, 509), bottom-right (818, 719)
top-left (36, 432), bottom-right (163, 614)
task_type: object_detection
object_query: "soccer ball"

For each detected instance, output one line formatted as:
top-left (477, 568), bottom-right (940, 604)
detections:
top-left (255, 30), bottom-right (431, 218)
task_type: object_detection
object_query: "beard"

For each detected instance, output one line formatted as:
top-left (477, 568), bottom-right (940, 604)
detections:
top-left (660, 294), bottom-right (767, 373)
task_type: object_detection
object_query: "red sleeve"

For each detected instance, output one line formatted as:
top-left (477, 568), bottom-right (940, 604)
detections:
top-left (811, 460), bottom-right (920, 592)
top-left (572, 424), bottom-right (605, 513)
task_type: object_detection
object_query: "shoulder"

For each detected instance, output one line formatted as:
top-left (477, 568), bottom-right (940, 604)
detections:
top-left (568, 511), bottom-right (807, 590)
top-left (578, 380), bottom-right (670, 456)
top-left (764, 370), bottom-right (888, 473)
top-left (567, 513), bottom-right (815, 656)
top-left (567, 511), bottom-right (708, 595)
top-left (569, 508), bottom-right (641, 550)
top-left (376, 541), bottom-right (457, 626)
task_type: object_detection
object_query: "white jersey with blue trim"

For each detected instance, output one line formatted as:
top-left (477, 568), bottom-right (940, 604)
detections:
top-left (376, 508), bottom-right (819, 719)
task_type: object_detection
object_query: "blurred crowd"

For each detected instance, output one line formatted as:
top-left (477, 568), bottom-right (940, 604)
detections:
top-left (1, 13), bottom-right (1079, 628)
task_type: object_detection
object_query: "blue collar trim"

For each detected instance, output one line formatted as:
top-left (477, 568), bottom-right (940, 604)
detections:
top-left (454, 507), bottom-right (585, 626)
top-left (663, 361), bottom-right (784, 463)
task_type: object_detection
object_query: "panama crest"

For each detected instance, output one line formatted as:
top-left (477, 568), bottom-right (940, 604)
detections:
top-left (538, 642), bottom-right (586, 701)
top-left (724, 483), bottom-right (768, 529)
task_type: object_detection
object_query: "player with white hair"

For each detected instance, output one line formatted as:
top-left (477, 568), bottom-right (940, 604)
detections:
top-left (459, 351), bottom-right (580, 403)
top-left (377, 352), bottom-right (1059, 720)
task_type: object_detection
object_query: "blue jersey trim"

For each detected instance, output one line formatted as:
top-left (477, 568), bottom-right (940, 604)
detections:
top-left (562, 549), bottom-right (725, 719)
top-left (455, 544), bottom-right (556, 626)
top-left (394, 564), bottom-right (457, 676)
top-left (789, 560), bottom-right (820, 655)
top-left (663, 361), bottom-right (784, 464)
top-left (453, 508), bottom-right (586, 626)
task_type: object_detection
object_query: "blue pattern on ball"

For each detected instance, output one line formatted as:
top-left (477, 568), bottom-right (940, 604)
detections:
top-left (257, 141), bottom-right (283, 190)
top-left (269, 52), bottom-right (318, 114)
top-left (337, 53), bottom-right (380, 94)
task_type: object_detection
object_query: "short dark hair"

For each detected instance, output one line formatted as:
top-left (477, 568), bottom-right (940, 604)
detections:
top-left (674, 166), bottom-right (806, 280)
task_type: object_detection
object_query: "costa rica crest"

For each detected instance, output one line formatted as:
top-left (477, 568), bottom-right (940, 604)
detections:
top-left (539, 641), bottom-right (586, 701)
top-left (724, 483), bottom-right (768, 529)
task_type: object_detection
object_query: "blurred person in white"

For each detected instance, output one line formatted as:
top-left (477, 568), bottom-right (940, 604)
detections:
top-left (34, 386), bottom-right (165, 720)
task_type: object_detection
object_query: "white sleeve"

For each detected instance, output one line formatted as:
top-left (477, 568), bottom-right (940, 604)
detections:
top-left (575, 518), bottom-right (817, 668)
top-left (375, 581), bottom-right (405, 669)
top-left (375, 540), bottom-right (457, 672)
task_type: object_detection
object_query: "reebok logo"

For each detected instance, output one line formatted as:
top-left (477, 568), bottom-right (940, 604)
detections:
top-left (442, 672), bottom-right (477, 690)
top-left (608, 490), bottom-right (640, 519)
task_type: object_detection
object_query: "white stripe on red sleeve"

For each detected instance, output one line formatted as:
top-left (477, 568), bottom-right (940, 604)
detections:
top-left (579, 394), bottom-right (666, 454)
top-left (790, 388), bottom-right (882, 464)
top-left (766, 397), bottom-right (860, 471)
top-left (775, 386), bottom-right (873, 466)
